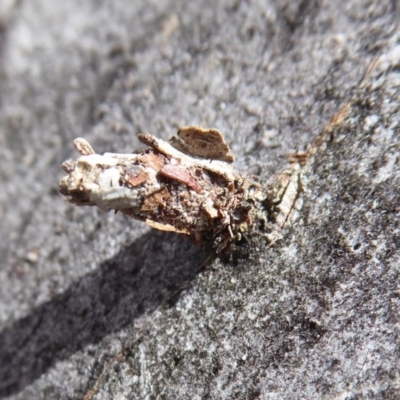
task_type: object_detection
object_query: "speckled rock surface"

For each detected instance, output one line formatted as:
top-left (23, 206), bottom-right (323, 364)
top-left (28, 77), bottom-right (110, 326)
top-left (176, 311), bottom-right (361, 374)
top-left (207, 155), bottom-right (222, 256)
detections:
top-left (0, 1), bottom-right (399, 399)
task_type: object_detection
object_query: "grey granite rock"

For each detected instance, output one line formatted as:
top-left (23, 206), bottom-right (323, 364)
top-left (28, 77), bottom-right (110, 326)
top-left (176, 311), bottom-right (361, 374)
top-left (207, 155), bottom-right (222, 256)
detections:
top-left (0, 0), bottom-right (399, 399)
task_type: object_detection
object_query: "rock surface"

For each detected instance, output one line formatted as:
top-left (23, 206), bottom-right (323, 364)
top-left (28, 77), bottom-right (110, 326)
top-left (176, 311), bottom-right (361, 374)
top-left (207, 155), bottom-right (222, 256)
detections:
top-left (0, 0), bottom-right (399, 399)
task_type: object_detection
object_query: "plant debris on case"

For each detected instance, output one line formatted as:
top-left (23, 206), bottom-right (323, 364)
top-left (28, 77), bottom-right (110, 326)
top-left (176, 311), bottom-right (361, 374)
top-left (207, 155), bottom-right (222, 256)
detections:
top-left (59, 126), bottom-right (304, 253)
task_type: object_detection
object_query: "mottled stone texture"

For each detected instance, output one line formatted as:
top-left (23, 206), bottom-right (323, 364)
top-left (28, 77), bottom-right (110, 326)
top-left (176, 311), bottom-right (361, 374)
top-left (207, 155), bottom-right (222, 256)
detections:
top-left (0, 1), bottom-right (399, 399)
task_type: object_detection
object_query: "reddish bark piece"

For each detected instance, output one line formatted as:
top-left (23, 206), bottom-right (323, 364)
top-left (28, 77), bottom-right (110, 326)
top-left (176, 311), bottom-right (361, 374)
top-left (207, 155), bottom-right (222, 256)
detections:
top-left (160, 164), bottom-right (203, 194)
top-left (126, 170), bottom-right (149, 187)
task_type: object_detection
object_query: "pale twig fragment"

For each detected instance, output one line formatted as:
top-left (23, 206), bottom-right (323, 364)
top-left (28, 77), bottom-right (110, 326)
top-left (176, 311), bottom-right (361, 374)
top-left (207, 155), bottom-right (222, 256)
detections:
top-left (61, 159), bottom-right (75, 173)
top-left (59, 127), bottom-right (303, 251)
top-left (73, 138), bottom-right (95, 155)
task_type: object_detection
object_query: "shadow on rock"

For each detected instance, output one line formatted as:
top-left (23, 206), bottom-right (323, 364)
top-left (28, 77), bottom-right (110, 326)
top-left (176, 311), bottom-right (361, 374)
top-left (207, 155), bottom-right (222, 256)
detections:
top-left (0, 230), bottom-right (210, 398)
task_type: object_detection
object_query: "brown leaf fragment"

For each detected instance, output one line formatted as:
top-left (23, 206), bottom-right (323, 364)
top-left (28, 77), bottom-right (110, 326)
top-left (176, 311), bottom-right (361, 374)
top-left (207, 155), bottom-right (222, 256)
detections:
top-left (169, 126), bottom-right (234, 162)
